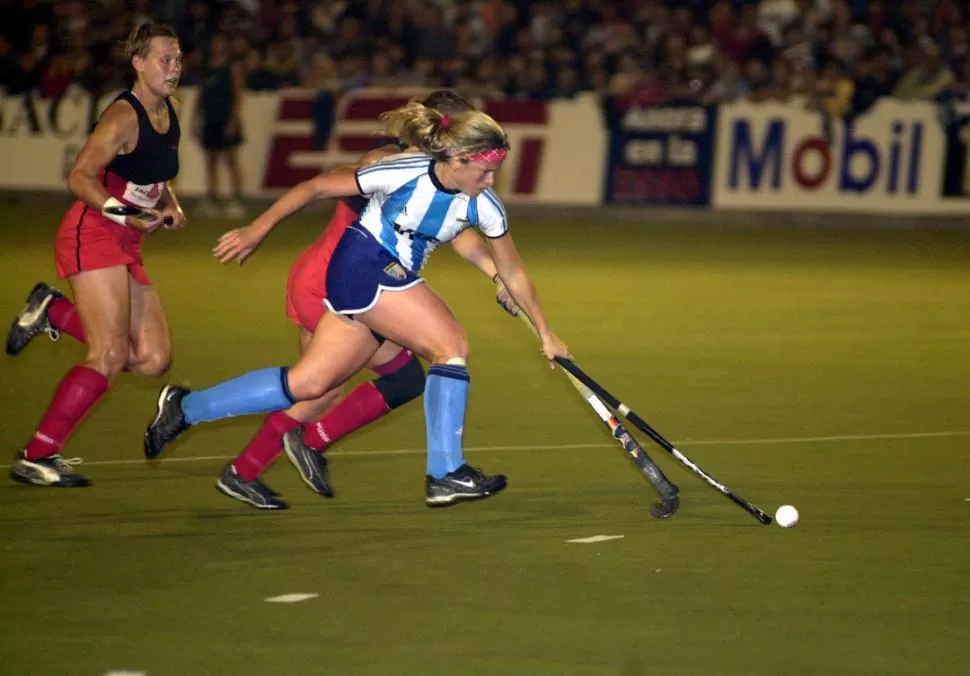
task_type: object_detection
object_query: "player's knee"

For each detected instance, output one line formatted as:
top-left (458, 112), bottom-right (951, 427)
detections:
top-left (430, 333), bottom-right (469, 364)
top-left (373, 353), bottom-right (425, 409)
top-left (287, 366), bottom-right (333, 402)
top-left (86, 341), bottom-right (129, 377)
top-left (131, 350), bottom-right (172, 378)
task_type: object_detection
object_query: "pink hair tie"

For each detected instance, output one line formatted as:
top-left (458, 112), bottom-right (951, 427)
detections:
top-left (441, 115), bottom-right (452, 128)
top-left (467, 148), bottom-right (509, 163)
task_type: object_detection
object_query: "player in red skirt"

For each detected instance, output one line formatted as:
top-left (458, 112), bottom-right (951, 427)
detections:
top-left (5, 22), bottom-right (186, 487)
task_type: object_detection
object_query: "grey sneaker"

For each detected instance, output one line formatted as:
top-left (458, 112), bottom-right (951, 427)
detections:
top-left (215, 464), bottom-right (288, 510)
top-left (282, 427), bottom-right (334, 498)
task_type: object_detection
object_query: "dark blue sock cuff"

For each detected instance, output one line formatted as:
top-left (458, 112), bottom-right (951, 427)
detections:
top-left (428, 364), bottom-right (470, 382)
top-left (279, 367), bottom-right (297, 404)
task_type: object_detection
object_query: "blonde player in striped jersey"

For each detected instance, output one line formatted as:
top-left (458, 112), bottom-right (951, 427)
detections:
top-left (146, 100), bottom-right (569, 506)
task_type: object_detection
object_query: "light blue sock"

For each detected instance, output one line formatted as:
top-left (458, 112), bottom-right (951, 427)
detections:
top-left (182, 367), bottom-right (296, 424)
top-left (424, 364), bottom-right (469, 479)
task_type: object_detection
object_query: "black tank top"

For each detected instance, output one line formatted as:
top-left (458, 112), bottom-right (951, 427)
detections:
top-left (105, 91), bottom-right (180, 186)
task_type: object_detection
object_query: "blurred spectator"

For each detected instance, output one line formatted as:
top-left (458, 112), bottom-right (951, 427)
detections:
top-left (705, 59), bottom-right (746, 104)
top-left (2, 0), bottom-right (969, 121)
top-left (243, 48), bottom-right (278, 92)
top-left (743, 59), bottom-right (771, 100)
top-left (811, 59), bottom-right (855, 117)
top-left (0, 35), bottom-right (15, 92)
top-left (37, 29), bottom-right (90, 100)
top-left (850, 49), bottom-right (897, 116)
top-left (894, 43), bottom-right (955, 100)
top-left (554, 66), bottom-right (583, 100)
top-left (761, 56), bottom-right (797, 102)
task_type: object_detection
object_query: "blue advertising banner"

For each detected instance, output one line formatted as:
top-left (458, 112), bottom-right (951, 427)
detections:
top-left (604, 101), bottom-right (716, 206)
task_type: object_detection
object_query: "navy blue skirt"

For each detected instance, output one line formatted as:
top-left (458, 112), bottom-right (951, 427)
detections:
top-left (324, 225), bottom-right (423, 315)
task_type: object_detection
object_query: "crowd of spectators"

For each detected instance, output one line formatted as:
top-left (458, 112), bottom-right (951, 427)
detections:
top-left (2, 0), bottom-right (970, 119)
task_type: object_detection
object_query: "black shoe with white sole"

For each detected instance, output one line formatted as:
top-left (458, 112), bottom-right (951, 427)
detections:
top-left (144, 385), bottom-right (192, 459)
top-left (10, 450), bottom-right (90, 487)
top-left (6, 282), bottom-right (63, 355)
top-left (282, 427), bottom-right (334, 498)
top-left (215, 464), bottom-right (288, 510)
top-left (425, 464), bottom-right (507, 507)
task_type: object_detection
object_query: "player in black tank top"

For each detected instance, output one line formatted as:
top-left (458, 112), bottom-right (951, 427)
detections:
top-left (105, 90), bottom-right (180, 187)
top-left (6, 22), bottom-right (187, 489)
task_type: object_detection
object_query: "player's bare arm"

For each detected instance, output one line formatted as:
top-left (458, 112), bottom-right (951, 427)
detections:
top-left (68, 101), bottom-right (161, 233)
top-left (214, 166), bottom-right (361, 264)
top-left (487, 233), bottom-right (567, 361)
top-left (449, 229), bottom-right (518, 315)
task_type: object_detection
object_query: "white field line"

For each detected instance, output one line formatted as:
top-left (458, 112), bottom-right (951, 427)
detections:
top-left (0, 430), bottom-right (966, 469)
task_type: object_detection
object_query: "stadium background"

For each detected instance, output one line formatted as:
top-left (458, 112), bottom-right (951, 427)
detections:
top-left (2, 2), bottom-right (969, 675)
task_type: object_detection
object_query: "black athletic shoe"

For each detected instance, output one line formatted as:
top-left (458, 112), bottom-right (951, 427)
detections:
top-left (425, 464), bottom-right (508, 507)
top-left (144, 385), bottom-right (192, 459)
top-left (215, 464), bottom-right (288, 510)
top-left (282, 428), bottom-right (334, 498)
top-left (6, 282), bottom-right (63, 355)
top-left (10, 450), bottom-right (90, 487)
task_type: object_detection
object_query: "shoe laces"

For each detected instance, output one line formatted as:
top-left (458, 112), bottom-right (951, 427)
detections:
top-left (52, 455), bottom-right (83, 473)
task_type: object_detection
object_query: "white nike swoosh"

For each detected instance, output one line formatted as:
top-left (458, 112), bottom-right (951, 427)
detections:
top-left (452, 478), bottom-right (476, 488)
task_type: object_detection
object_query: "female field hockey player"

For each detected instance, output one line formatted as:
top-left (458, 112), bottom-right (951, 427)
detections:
top-left (6, 22), bottom-right (186, 487)
top-left (145, 101), bottom-right (568, 507)
top-left (216, 90), bottom-right (518, 509)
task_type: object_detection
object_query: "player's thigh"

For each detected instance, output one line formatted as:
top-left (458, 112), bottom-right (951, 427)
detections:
top-left (286, 311), bottom-right (381, 401)
top-left (127, 276), bottom-right (172, 375)
top-left (68, 266), bottom-right (131, 369)
top-left (284, 326), bottom-right (340, 422)
top-left (358, 284), bottom-right (467, 364)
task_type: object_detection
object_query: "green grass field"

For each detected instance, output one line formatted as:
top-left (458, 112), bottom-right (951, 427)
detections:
top-left (1, 203), bottom-right (968, 675)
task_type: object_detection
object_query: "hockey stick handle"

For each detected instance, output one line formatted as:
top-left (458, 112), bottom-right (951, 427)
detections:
top-left (553, 356), bottom-right (772, 525)
top-left (104, 204), bottom-right (175, 226)
top-left (516, 313), bottom-right (678, 512)
top-left (516, 313), bottom-right (597, 401)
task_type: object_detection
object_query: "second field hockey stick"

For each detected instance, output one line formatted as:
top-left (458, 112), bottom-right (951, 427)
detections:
top-left (553, 357), bottom-right (773, 525)
top-left (518, 313), bottom-right (679, 518)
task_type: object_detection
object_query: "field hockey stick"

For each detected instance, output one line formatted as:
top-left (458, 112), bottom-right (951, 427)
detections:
top-left (103, 204), bottom-right (175, 226)
top-left (553, 356), bottom-right (773, 525)
top-left (517, 313), bottom-right (679, 518)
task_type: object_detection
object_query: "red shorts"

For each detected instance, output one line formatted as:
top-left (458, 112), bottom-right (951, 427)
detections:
top-left (54, 201), bottom-right (151, 285)
top-left (285, 201), bottom-right (359, 332)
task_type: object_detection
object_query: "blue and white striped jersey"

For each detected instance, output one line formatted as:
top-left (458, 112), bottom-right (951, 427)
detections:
top-left (355, 153), bottom-right (508, 273)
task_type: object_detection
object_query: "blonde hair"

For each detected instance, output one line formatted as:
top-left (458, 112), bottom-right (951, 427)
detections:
top-left (124, 21), bottom-right (178, 62)
top-left (379, 100), bottom-right (509, 161)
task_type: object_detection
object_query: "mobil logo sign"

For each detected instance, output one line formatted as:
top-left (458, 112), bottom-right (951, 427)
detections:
top-left (731, 118), bottom-right (922, 193)
top-left (712, 100), bottom-right (946, 213)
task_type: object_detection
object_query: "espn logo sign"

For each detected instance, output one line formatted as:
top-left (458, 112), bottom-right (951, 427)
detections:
top-left (262, 90), bottom-right (548, 197)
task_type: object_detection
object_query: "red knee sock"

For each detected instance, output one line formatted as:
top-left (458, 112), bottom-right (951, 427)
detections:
top-left (303, 382), bottom-right (391, 452)
top-left (232, 411), bottom-right (301, 481)
top-left (303, 350), bottom-right (416, 451)
top-left (25, 365), bottom-right (110, 459)
top-left (47, 297), bottom-right (86, 344)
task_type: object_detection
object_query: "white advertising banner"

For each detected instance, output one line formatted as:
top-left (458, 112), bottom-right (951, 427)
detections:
top-left (0, 87), bottom-right (606, 206)
top-left (712, 98), bottom-right (970, 213)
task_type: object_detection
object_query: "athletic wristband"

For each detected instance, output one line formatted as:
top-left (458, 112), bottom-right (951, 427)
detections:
top-left (102, 197), bottom-right (129, 226)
